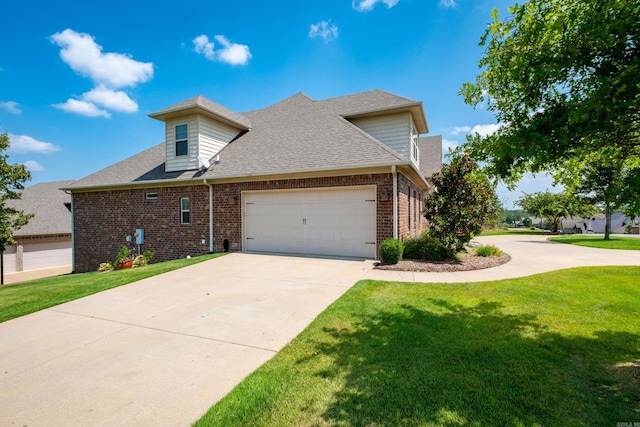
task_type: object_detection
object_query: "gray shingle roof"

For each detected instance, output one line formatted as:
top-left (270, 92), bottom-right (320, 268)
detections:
top-left (7, 180), bottom-right (74, 236)
top-left (418, 136), bottom-right (442, 178)
top-left (68, 90), bottom-right (435, 190)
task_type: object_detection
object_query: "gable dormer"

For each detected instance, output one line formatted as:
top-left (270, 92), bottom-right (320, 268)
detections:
top-left (149, 95), bottom-right (251, 172)
top-left (344, 102), bottom-right (428, 170)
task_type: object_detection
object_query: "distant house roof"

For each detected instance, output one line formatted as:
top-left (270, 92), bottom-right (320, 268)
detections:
top-left (417, 136), bottom-right (442, 178)
top-left (7, 180), bottom-right (74, 237)
top-left (67, 90), bottom-right (433, 190)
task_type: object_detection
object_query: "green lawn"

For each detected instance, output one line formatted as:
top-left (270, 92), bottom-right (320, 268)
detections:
top-left (480, 228), bottom-right (549, 236)
top-left (0, 253), bottom-right (224, 323)
top-left (196, 267), bottom-right (640, 426)
top-left (549, 235), bottom-right (640, 250)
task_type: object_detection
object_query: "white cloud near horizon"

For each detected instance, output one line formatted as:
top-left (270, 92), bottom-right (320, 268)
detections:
top-left (450, 125), bottom-right (471, 135)
top-left (438, 0), bottom-right (457, 8)
top-left (193, 34), bottom-right (252, 66)
top-left (50, 29), bottom-right (152, 118)
top-left (0, 101), bottom-right (22, 115)
top-left (24, 160), bottom-right (44, 172)
top-left (353, 0), bottom-right (399, 12)
top-left (308, 20), bottom-right (339, 41)
top-left (8, 133), bottom-right (62, 154)
top-left (442, 138), bottom-right (459, 153)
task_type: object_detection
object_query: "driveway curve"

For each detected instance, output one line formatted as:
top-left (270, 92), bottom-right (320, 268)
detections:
top-left (364, 234), bottom-right (640, 283)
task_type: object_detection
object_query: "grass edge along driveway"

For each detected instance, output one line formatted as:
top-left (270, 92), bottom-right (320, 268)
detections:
top-left (196, 266), bottom-right (640, 426)
top-left (0, 253), bottom-right (224, 323)
top-left (548, 235), bottom-right (640, 250)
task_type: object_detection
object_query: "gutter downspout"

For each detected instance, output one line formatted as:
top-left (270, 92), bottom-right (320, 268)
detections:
top-left (63, 190), bottom-right (75, 273)
top-left (392, 165), bottom-right (398, 240)
top-left (203, 179), bottom-right (214, 253)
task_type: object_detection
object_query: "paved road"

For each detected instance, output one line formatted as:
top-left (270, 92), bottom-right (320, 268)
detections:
top-left (0, 253), bottom-right (374, 427)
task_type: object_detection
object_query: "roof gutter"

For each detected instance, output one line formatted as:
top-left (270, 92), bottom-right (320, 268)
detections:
top-left (63, 190), bottom-right (75, 273)
top-left (203, 179), bottom-right (214, 253)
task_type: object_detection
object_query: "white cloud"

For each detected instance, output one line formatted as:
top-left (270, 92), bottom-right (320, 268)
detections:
top-left (0, 101), bottom-right (22, 115)
top-left (214, 35), bottom-right (252, 66)
top-left (442, 138), bottom-right (460, 153)
top-left (50, 29), bottom-right (153, 88)
top-left (193, 35), bottom-right (215, 60)
top-left (23, 160), bottom-right (44, 172)
top-left (470, 123), bottom-right (501, 137)
top-left (496, 172), bottom-right (563, 209)
top-left (83, 87), bottom-right (138, 113)
top-left (353, 0), bottom-right (399, 12)
top-left (193, 34), bottom-right (252, 66)
top-left (7, 133), bottom-right (62, 154)
top-left (53, 98), bottom-right (111, 118)
top-left (308, 20), bottom-right (339, 41)
top-left (438, 0), bottom-right (457, 8)
top-left (451, 126), bottom-right (471, 135)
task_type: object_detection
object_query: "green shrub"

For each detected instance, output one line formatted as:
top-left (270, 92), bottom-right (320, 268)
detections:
top-left (403, 233), bottom-right (448, 261)
top-left (97, 262), bottom-right (114, 272)
top-left (476, 244), bottom-right (504, 257)
top-left (380, 238), bottom-right (404, 264)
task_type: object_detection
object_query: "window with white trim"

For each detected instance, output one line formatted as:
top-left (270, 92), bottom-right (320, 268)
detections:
top-left (175, 124), bottom-right (188, 157)
top-left (181, 197), bottom-right (190, 224)
top-left (410, 124), bottom-right (419, 163)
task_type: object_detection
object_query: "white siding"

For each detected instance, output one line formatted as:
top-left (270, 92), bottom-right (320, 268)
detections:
top-left (197, 115), bottom-right (240, 162)
top-left (350, 113), bottom-right (412, 159)
top-left (165, 117), bottom-right (199, 172)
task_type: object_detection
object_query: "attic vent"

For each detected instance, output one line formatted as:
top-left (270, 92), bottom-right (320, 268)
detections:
top-left (146, 192), bottom-right (158, 200)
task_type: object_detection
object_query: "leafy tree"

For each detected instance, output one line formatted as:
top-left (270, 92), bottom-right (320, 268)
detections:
top-left (516, 191), bottom-right (593, 234)
top-left (460, 0), bottom-right (640, 207)
top-left (424, 154), bottom-right (498, 257)
top-left (0, 132), bottom-right (33, 284)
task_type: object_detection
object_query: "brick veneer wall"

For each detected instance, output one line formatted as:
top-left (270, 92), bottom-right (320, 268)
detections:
top-left (73, 186), bottom-right (210, 272)
top-left (211, 173), bottom-right (395, 254)
top-left (73, 172), bottom-right (410, 272)
top-left (397, 173), bottom-right (425, 240)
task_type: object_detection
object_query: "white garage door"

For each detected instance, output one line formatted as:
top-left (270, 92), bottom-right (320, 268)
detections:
top-left (244, 186), bottom-right (377, 258)
top-left (23, 241), bottom-right (72, 271)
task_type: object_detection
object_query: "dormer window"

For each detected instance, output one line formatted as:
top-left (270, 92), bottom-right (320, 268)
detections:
top-left (175, 124), bottom-right (188, 156)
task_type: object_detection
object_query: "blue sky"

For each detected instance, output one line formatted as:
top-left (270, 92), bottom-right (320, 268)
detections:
top-left (0, 0), bottom-right (558, 208)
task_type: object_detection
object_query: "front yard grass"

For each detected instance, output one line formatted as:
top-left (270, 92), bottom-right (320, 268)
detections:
top-left (196, 266), bottom-right (640, 426)
top-left (549, 235), bottom-right (640, 250)
top-left (0, 253), bottom-right (224, 323)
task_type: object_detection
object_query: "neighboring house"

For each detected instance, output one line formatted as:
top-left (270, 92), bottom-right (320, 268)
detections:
top-left (562, 212), bottom-right (637, 234)
top-left (3, 180), bottom-right (74, 273)
top-left (64, 90), bottom-right (442, 273)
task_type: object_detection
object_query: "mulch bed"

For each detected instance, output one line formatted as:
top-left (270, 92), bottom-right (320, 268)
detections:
top-left (375, 253), bottom-right (511, 272)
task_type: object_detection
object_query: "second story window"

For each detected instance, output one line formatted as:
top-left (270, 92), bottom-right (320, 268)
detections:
top-left (411, 124), bottom-right (419, 163)
top-left (175, 124), bottom-right (188, 156)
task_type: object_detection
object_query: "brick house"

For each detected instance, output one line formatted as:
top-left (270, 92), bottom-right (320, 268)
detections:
top-left (64, 90), bottom-right (442, 272)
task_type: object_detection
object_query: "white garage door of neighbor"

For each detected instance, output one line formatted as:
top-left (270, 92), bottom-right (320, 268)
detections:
top-left (23, 241), bottom-right (72, 271)
top-left (244, 186), bottom-right (377, 258)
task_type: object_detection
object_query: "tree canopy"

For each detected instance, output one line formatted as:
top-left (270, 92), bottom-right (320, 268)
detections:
top-left (516, 191), bottom-right (593, 234)
top-left (460, 0), bottom-right (640, 201)
top-left (424, 154), bottom-right (500, 257)
top-left (0, 132), bottom-right (33, 256)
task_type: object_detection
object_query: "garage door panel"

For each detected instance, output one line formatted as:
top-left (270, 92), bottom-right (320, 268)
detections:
top-left (244, 187), bottom-right (376, 258)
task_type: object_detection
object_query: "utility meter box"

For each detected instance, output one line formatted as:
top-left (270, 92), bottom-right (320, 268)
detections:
top-left (135, 229), bottom-right (144, 245)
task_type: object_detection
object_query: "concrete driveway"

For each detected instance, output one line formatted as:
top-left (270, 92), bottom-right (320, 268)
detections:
top-left (0, 253), bottom-right (375, 427)
top-left (365, 234), bottom-right (640, 282)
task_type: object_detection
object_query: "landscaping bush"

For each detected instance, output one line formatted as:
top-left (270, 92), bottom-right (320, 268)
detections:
top-left (403, 233), bottom-right (448, 261)
top-left (379, 238), bottom-right (404, 264)
top-left (476, 244), bottom-right (503, 257)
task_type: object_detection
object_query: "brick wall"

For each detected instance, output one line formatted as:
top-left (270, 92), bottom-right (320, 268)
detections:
top-left (397, 173), bottom-right (425, 240)
top-left (73, 172), bottom-right (414, 272)
top-left (73, 186), bottom-right (210, 272)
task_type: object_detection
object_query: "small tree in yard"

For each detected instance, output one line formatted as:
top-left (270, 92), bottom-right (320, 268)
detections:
top-left (424, 154), bottom-right (498, 258)
top-left (0, 132), bottom-right (33, 284)
top-left (516, 191), bottom-right (593, 234)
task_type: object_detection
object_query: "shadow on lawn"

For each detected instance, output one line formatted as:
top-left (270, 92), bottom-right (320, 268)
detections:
top-left (308, 300), bottom-right (640, 425)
